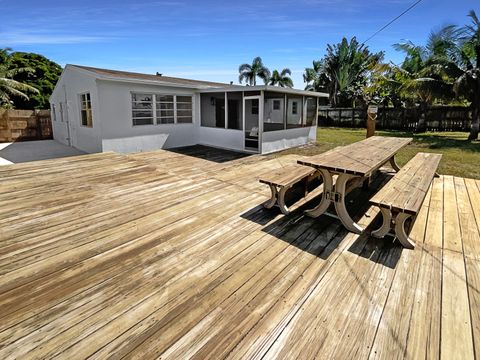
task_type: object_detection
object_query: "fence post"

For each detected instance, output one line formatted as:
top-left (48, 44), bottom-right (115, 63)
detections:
top-left (367, 105), bottom-right (378, 138)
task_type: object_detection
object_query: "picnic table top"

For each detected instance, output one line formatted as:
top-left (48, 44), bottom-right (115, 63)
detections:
top-left (297, 136), bottom-right (412, 177)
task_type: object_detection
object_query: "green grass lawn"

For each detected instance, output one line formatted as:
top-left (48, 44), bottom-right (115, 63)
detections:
top-left (274, 127), bottom-right (480, 179)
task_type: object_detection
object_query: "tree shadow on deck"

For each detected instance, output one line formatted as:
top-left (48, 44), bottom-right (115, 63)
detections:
top-left (240, 171), bottom-right (403, 269)
top-left (167, 145), bottom-right (252, 163)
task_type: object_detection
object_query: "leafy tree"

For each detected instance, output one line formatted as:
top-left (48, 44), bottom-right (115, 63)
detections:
top-left (8, 51), bottom-right (62, 109)
top-left (304, 37), bottom-right (383, 107)
top-left (269, 68), bottom-right (293, 88)
top-left (393, 11), bottom-right (480, 138)
top-left (238, 57), bottom-right (270, 86)
top-left (454, 10), bottom-right (480, 140)
top-left (0, 49), bottom-right (39, 109)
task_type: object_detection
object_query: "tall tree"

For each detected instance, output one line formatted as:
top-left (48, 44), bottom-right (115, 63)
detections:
top-left (393, 12), bottom-right (480, 138)
top-left (303, 37), bottom-right (383, 107)
top-left (455, 10), bottom-right (480, 140)
top-left (269, 68), bottom-right (293, 87)
top-left (9, 52), bottom-right (62, 109)
top-left (0, 49), bottom-right (39, 108)
top-left (238, 57), bottom-right (270, 86)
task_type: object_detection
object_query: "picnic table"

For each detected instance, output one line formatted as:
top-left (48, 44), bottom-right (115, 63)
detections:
top-left (297, 136), bottom-right (412, 234)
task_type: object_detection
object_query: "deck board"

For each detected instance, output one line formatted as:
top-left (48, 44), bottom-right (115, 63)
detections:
top-left (0, 147), bottom-right (479, 359)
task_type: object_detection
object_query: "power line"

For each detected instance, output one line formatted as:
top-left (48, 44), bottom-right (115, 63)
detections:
top-left (362, 0), bottom-right (424, 45)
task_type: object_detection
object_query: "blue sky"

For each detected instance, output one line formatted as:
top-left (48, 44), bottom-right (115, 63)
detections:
top-left (1, 0), bottom-right (477, 88)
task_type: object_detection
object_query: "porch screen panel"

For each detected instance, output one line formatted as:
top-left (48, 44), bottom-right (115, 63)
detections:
top-left (286, 95), bottom-right (303, 129)
top-left (263, 91), bottom-right (285, 132)
top-left (305, 97), bottom-right (317, 126)
top-left (227, 92), bottom-right (242, 130)
top-left (200, 92), bottom-right (225, 128)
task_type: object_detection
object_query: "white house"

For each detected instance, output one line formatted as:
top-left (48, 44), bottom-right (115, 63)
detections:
top-left (50, 65), bottom-right (329, 154)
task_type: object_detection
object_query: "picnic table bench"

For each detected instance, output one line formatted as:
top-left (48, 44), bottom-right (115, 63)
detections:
top-left (370, 152), bottom-right (442, 249)
top-left (297, 136), bottom-right (412, 233)
top-left (259, 164), bottom-right (319, 215)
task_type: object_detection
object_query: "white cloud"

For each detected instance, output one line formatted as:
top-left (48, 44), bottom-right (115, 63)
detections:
top-left (0, 31), bottom-right (113, 45)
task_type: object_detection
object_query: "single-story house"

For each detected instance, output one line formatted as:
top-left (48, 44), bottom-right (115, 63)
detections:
top-left (49, 65), bottom-right (329, 154)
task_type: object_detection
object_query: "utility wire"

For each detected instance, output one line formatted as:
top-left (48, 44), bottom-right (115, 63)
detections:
top-left (362, 0), bottom-right (424, 45)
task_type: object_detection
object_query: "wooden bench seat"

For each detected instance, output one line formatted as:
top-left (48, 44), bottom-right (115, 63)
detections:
top-left (259, 164), bottom-right (319, 215)
top-left (370, 152), bottom-right (442, 248)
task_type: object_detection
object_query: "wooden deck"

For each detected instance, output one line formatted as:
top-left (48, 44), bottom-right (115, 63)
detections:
top-left (0, 147), bottom-right (479, 359)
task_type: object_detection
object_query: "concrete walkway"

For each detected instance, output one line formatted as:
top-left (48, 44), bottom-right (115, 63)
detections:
top-left (0, 140), bottom-right (86, 165)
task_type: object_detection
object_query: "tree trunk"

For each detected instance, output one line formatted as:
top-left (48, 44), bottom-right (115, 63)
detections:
top-left (468, 106), bottom-right (479, 140)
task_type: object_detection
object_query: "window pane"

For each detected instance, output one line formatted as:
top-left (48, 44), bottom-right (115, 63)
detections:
top-left (157, 95), bottom-right (174, 102)
top-left (177, 116), bottom-right (192, 123)
top-left (132, 93), bottom-right (153, 102)
top-left (157, 102), bottom-right (174, 110)
top-left (133, 118), bottom-right (154, 125)
top-left (81, 110), bottom-right (88, 126)
top-left (157, 117), bottom-right (174, 124)
top-left (177, 109), bottom-right (192, 117)
top-left (157, 110), bottom-right (174, 117)
top-left (133, 110), bottom-right (154, 118)
top-left (177, 103), bottom-right (192, 110)
top-left (177, 96), bottom-right (192, 103)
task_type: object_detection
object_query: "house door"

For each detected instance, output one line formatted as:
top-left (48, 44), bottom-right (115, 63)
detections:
top-left (243, 96), bottom-right (262, 152)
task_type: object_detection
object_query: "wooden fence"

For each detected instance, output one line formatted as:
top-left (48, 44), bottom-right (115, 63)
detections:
top-left (318, 106), bottom-right (471, 132)
top-left (0, 109), bottom-right (52, 142)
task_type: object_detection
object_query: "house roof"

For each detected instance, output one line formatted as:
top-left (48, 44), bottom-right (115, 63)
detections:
top-left (69, 64), bottom-right (232, 89)
top-left (68, 64), bottom-right (328, 97)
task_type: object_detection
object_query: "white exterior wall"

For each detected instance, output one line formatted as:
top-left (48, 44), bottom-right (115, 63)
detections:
top-left (196, 127), bottom-right (244, 152)
top-left (261, 126), bottom-right (317, 154)
top-left (50, 67), bottom-right (102, 153)
top-left (96, 80), bottom-right (198, 153)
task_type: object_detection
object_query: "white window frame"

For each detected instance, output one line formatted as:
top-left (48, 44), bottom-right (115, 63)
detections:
top-left (59, 102), bottom-right (64, 122)
top-left (51, 104), bottom-right (57, 122)
top-left (131, 92), bottom-right (193, 127)
top-left (79, 92), bottom-right (94, 128)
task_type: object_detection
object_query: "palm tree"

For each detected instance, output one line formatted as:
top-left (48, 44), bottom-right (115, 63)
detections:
top-left (269, 68), bottom-right (293, 88)
top-left (456, 10), bottom-right (480, 139)
top-left (238, 57), bottom-right (270, 86)
top-left (0, 48), bottom-right (39, 108)
top-left (395, 11), bottom-right (480, 138)
top-left (303, 37), bottom-right (383, 107)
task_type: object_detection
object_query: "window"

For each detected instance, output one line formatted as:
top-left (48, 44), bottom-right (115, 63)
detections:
top-left (132, 93), bottom-right (154, 126)
top-left (292, 101), bottom-right (298, 115)
top-left (273, 100), bottom-right (280, 110)
top-left (156, 95), bottom-right (174, 124)
top-left (59, 102), bottom-right (64, 122)
top-left (80, 93), bottom-right (93, 127)
top-left (132, 93), bottom-right (192, 126)
top-left (51, 104), bottom-right (57, 122)
top-left (176, 96), bottom-right (193, 124)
